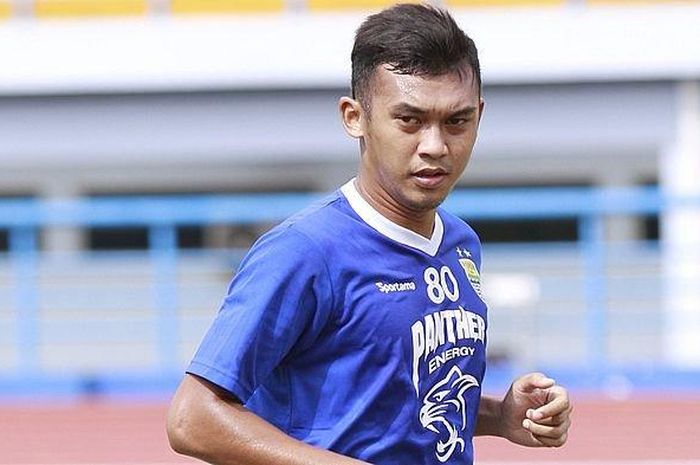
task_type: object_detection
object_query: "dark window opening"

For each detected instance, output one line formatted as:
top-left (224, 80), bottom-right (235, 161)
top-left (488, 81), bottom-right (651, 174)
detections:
top-left (87, 225), bottom-right (206, 251)
top-left (643, 215), bottom-right (660, 241)
top-left (467, 218), bottom-right (579, 243)
top-left (88, 227), bottom-right (149, 250)
top-left (0, 229), bottom-right (8, 252)
top-left (178, 225), bottom-right (204, 249)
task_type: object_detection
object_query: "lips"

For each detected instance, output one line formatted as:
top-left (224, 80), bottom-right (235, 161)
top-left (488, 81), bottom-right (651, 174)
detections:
top-left (412, 167), bottom-right (449, 189)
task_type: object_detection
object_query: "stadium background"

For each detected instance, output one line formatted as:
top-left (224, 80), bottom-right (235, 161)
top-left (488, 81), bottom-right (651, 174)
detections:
top-left (1, 0), bottom-right (699, 463)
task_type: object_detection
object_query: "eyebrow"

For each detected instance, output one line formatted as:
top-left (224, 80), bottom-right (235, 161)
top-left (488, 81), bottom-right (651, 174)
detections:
top-left (390, 102), bottom-right (478, 117)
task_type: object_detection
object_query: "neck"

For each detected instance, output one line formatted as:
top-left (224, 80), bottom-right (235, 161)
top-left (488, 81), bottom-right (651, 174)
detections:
top-left (354, 177), bottom-right (435, 239)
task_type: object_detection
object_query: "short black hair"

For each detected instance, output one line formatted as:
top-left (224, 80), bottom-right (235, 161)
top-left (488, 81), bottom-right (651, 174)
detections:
top-left (351, 3), bottom-right (481, 110)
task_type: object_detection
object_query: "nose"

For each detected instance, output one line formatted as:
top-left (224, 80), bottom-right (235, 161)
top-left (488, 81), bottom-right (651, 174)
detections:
top-left (417, 124), bottom-right (448, 158)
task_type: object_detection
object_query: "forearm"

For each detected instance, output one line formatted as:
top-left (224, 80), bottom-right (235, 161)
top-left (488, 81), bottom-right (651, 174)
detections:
top-left (474, 394), bottom-right (503, 437)
top-left (168, 375), bottom-right (370, 465)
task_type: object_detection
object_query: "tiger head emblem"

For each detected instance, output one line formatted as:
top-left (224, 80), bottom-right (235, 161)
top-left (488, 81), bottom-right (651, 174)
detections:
top-left (419, 366), bottom-right (480, 463)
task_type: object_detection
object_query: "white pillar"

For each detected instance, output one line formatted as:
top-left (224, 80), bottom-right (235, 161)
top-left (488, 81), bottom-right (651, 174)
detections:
top-left (661, 80), bottom-right (700, 368)
top-left (598, 172), bottom-right (644, 242)
top-left (40, 181), bottom-right (84, 253)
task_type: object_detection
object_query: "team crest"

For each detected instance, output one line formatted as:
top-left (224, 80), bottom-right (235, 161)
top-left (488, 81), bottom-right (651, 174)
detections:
top-left (458, 258), bottom-right (483, 299)
top-left (419, 366), bottom-right (480, 462)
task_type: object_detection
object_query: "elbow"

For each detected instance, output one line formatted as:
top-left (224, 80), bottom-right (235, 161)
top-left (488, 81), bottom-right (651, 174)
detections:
top-left (166, 400), bottom-right (199, 456)
top-left (167, 374), bottom-right (244, 460)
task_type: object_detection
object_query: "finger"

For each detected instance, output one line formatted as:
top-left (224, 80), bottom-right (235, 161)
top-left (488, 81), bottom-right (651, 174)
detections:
top-left (522, 417), bottom-right (570, 439)
top-left (532, 431), bottom-right (568, 448)
top-left (515, 372), bottom-right (556, 393)
top-left (528, 386), bottom-right (571, 421)
top-left (523, 418), bottom-right (570, 447)
top-left (528, 407), bottom-right (572, 426)
top-left (529, 401), bottom-right (574, 424)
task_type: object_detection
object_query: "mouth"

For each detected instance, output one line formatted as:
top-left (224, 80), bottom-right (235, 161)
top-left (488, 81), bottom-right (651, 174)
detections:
top-left (411, 168), bottom-right (449, 189)
top-left (428, 418), bottom-right (464, 459)
top-left (421, 411), bottom-right (455, 442)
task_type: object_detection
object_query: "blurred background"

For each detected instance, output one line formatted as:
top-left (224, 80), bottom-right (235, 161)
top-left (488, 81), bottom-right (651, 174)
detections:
top-left (0, 0), bottom-right (699, 463)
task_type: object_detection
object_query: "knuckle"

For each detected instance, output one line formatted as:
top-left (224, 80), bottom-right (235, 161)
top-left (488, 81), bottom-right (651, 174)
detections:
top-left (558, 433), bottom-right (569, 446)
top-left (543, 432), bottom-right (568, 448)
top-left (553, 385), bottom-right (568, 398)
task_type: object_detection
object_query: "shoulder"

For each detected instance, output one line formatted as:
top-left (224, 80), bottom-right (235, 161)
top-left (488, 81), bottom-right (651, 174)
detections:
top-left (278, 189), bottom-right (347, 236)
top-left (242, 190), bottom-right (349, 267)
top-left (268, 188), bottom-right (362, 251)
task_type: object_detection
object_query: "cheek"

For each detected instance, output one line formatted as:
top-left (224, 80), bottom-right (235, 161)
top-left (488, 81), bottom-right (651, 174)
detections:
top-left (370, 130), bottom-right (415, 165)
top-left (450, 135), bottom-right (477, 161)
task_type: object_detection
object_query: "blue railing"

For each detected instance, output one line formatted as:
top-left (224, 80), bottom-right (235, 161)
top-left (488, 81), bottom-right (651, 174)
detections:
top-left (1, 186), bottom-right (698, 397)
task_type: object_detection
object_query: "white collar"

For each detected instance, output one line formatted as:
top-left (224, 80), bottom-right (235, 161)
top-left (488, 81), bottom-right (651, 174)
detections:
top-left (340, 178), bottom-right (443, 257)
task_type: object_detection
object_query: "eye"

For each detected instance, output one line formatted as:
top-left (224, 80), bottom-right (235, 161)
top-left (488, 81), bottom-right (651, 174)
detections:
top-left (432, 390), bottom-right (449, 402)
top-left (446, 117), bottom-right (468, 126)
top-left (397, 115), bottom-right (420, 125)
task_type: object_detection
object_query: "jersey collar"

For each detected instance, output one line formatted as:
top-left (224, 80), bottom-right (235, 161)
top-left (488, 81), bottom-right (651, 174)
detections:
top-left (340, 178), bottom-right (443, 257)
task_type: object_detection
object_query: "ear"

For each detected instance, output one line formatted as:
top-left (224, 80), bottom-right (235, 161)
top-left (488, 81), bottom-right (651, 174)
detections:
top-left (338, 96), bottom-right (365, 139)
top-left (477, 97), bottom-right (485, 124)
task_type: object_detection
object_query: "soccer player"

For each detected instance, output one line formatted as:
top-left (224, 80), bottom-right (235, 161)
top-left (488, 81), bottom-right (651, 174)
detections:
top-left (167, 4), bottom-right (572, 465)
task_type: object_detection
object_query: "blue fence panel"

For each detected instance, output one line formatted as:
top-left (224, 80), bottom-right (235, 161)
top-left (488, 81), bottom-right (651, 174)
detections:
top-left (1, 186), bottom-right (699, 397)
top-left (8, 227), bottom-right (40, 375)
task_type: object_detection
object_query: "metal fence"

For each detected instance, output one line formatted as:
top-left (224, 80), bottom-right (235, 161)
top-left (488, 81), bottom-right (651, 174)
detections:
top-left (1, 186), bottom-right (698, 398)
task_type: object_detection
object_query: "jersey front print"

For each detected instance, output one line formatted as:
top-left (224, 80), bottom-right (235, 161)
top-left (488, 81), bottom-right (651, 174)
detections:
top-left (341, 180), bottom-right (488, 464)
top-left (187, 179), bottom-right (488, 465)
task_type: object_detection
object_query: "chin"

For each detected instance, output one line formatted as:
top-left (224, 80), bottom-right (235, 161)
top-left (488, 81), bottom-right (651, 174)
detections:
top-left (406, 193), bottom-right (447, 212)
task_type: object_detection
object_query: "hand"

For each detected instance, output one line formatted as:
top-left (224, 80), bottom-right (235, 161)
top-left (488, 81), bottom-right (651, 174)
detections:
top-left (498, 372), bottom-right (572, 448)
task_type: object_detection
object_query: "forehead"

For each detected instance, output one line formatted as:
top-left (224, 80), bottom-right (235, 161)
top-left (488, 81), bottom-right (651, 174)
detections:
top-left (370, 65), bottom-right (479, 113)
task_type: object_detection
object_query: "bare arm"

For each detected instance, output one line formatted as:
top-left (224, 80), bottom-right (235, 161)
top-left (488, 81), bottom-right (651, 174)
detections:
top-left (474, 394), bottom-right (503, 437)
top-left (167, 374), bottom-right (371, 465)
top-left (475, 373), bottom-right (572, 448)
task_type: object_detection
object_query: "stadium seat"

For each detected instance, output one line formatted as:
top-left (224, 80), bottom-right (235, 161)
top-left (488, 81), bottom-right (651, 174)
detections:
top-left (0, 1), bottom-right (12, 18)
top-left (307, 0), bottom-right (421, 11)
top-left (586, 0), bottom-right (698, 4)
top-left (34, 0), bottom-right (148, 17)
top-left (446, 0), bottom-right (563, 6)
top-left (170, 0), bottom-right (285, 14)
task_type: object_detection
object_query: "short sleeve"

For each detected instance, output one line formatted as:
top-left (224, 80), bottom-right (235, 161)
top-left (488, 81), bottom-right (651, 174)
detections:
top-left (186, 226), bottom-right (333, 403)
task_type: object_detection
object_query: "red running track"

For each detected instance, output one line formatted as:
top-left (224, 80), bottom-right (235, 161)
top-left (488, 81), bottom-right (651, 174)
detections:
top-left (0, 395), bottom-right (698, 463)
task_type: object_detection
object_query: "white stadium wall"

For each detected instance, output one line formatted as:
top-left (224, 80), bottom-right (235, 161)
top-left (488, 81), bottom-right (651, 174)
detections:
top-left (1, 4), bottom-right (700, 93)
top-left (0, 2), bottom-right (699, 370)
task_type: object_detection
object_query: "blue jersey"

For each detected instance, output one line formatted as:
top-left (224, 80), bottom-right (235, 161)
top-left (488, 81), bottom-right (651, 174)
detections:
top-left (188, 179), bottom-right (488, 464)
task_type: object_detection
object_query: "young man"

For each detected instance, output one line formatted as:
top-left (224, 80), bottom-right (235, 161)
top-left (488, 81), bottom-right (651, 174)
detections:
top-left (167, 4), bottom-right (572, 465)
